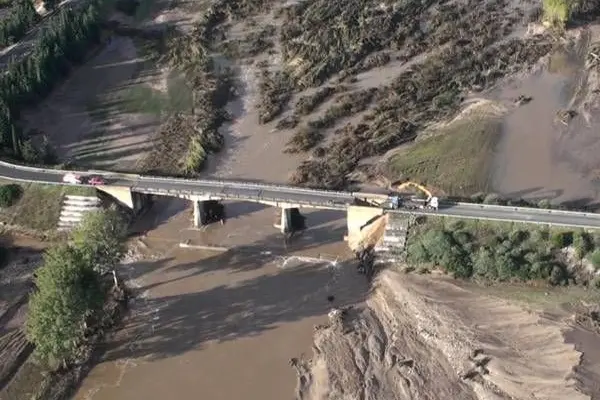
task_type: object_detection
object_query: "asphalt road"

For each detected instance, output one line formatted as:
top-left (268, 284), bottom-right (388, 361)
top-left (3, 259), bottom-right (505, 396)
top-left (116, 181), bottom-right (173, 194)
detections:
top-left (1, 161), bottom-right (599, 229)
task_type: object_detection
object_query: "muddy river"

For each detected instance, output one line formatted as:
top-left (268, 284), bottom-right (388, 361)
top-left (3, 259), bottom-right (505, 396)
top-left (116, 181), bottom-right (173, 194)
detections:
top-left (72, 198), bottom-right (367, 400)
top-left (491, 39), bottom-right (600, 205)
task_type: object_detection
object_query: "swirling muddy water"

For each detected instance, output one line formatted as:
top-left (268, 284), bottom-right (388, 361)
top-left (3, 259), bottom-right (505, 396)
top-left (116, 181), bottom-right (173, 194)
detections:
top-left (73, 198), bottom-right (367, 400)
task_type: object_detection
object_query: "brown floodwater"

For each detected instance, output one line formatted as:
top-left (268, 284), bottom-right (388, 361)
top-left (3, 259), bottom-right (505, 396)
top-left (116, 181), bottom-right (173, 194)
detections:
top-left (72, 198), bottom-right (368, 400)
top-left (491, 52), bottom-right (600, 205)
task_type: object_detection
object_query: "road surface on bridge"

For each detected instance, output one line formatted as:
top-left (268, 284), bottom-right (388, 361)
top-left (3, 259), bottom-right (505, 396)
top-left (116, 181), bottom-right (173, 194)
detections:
top-left (1, 161), bottom-right (600, 229)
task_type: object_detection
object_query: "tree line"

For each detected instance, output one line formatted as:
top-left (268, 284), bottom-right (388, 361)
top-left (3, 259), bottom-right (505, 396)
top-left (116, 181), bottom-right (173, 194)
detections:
top-left (25, 208), bottom-right (127, 370)
top-left (0, 0), bottom-right (102, 161)
top-left (407, 218), bottom-right (600, 286)
top-left (0, 0), bottom-right (39, 49)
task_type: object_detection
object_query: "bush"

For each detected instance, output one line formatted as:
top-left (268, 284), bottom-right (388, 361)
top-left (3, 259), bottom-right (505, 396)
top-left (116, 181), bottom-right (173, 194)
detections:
top-left (538, 199), bottom-right (552, 209)
top-left (550, 231), bottom-right (572, 248)
top-left (542, 0), bottom-right (573, 27)
top-left (257, 70), bottom-right (292, 124)
top-left (590, 249), bottom-right (600, 270)
top-left (0, 183), bottom-right (22, 207)
top-left (285, 126), bottom-right (324, 153)
top-left (483, 193), bottom-right (502, 205)
top-left (573, 230), bottom-right (593, 259)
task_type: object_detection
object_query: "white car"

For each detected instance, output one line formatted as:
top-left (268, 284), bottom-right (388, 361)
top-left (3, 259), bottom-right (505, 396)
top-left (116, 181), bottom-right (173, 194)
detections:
top-left (62, 173), bottom-right (82, 184)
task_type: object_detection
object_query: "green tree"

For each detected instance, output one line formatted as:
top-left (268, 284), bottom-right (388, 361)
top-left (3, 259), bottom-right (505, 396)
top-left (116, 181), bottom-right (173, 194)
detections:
top-left (71, 208), bottom-right (127, 274)
top-left (473, 247), bottom-right (497, 279)
top-left (0, 2), bottom-right (103, 158)
top-left (26, 245), bottom-right (103, 369)
top-left (0, 183), bottom-right (22, 207)
top-left (407, 240), bottom-right (430, 264)
top-left (0, 0), bottom-right (40, 48)
top-left (573, 230), bottom-right (593, 260)
top-left (550, 231), bottom-right (572, 249)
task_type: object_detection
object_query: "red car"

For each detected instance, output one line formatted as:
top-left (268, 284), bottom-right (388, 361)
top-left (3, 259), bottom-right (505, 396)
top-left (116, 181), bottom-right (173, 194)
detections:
top-left (87, 176), bottom-right (105, 186)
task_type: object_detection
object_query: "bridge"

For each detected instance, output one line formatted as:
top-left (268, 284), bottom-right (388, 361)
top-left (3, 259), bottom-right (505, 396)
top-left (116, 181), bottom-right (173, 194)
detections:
top-left (1, 161), bottom-right (600, 240)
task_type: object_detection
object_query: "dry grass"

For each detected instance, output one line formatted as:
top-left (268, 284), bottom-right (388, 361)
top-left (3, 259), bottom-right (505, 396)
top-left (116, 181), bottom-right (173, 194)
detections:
top-left (0, 183), bottom-right (95, 232)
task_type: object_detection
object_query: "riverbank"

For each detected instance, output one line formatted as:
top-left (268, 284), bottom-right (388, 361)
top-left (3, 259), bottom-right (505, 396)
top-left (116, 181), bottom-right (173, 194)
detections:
top-left (295, 269), bottom-right (600, 400)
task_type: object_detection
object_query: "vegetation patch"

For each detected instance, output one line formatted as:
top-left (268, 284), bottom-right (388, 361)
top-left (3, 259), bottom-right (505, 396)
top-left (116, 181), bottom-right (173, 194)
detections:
top-left (290, 37), bottom-right (551, 190)
top-left (406, 217), bottom-right (600, 286)
top-left (0, 0), bottom-right (104, 162)
top-left (220, 24), bottom-right (276, 59)
top-left (0, 183), bottom-right (95, 232)
top-left (116, 72), bottom-right (193, 116)
top-left (386, 103), bottom-right (503, 196)
top-left (293, 85), bottom-right (348, 116)
top-left (257, 69), bottom-right (292, 124)
top-left (0, 183), bottom-right (22, 207)
top-left (542, 0), bottom-right (574, 28)
top-left (284, 126), bottom-right (323, 154)
top-left (138, 4), bottom-right (237, 176)
top-left (22, 209), bottom-right (128, 396)
top-left (0, 0), bottom-right (39, 49)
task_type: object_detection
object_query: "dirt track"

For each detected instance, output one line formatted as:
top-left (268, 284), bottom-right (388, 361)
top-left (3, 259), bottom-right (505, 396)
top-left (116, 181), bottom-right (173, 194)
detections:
top-left (295, 270), bottom-right (590, 400)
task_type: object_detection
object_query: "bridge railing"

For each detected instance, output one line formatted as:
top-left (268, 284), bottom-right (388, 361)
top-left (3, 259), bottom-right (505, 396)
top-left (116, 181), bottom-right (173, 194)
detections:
top-left (452, 202), bottom-right (600, 220)
top-left (137, 175), bottom-right (354, 197)
top-left (135, 186), bottom-right (350, 208)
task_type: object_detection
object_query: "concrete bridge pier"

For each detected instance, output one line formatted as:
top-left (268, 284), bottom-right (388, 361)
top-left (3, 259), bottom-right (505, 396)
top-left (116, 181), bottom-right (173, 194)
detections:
top-left (132, 192), bottom-right (152, 214)
top-left (192, 197), bottom-right (225, 228)
top-left (274, 206), bottom-right (306, 234)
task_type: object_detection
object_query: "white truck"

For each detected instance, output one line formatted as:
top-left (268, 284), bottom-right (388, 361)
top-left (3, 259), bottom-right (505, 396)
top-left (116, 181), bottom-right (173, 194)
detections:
top-left (386, 194), bottom-right (438, 210)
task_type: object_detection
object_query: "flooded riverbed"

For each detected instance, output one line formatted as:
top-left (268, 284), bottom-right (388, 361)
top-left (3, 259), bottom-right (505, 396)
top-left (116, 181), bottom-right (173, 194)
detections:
top-left (72, 199), bottom-right (367, 400)
top-left (491, 30), bottom-right (600, 205)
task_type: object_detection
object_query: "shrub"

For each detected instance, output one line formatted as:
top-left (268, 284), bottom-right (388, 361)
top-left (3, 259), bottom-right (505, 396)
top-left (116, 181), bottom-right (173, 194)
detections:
top-left (538, 199), bottom-right (552, 209)
top-left (285, 126), bottom-right (324, 153)
top-left (550, 231), bottom-right (572, 248)
top-left (542, 0), bottom-right (573, 27)
top-left (483, 193), bottom-right (502, 205)
top-left (573, 230), bottom-right (593, 259)
top-left (590, 249), bottom-right (600, 270)
top-left (0, 183), bottom-right (22, 207)
top-left (470, 192), bottom-right (486, 203)
top-left (183, 134), bottom-right (207, 174)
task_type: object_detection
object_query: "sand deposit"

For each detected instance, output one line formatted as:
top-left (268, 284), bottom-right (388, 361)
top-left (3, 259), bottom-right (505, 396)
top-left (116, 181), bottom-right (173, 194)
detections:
top-left (295, 270), bottom-right (589, 400)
